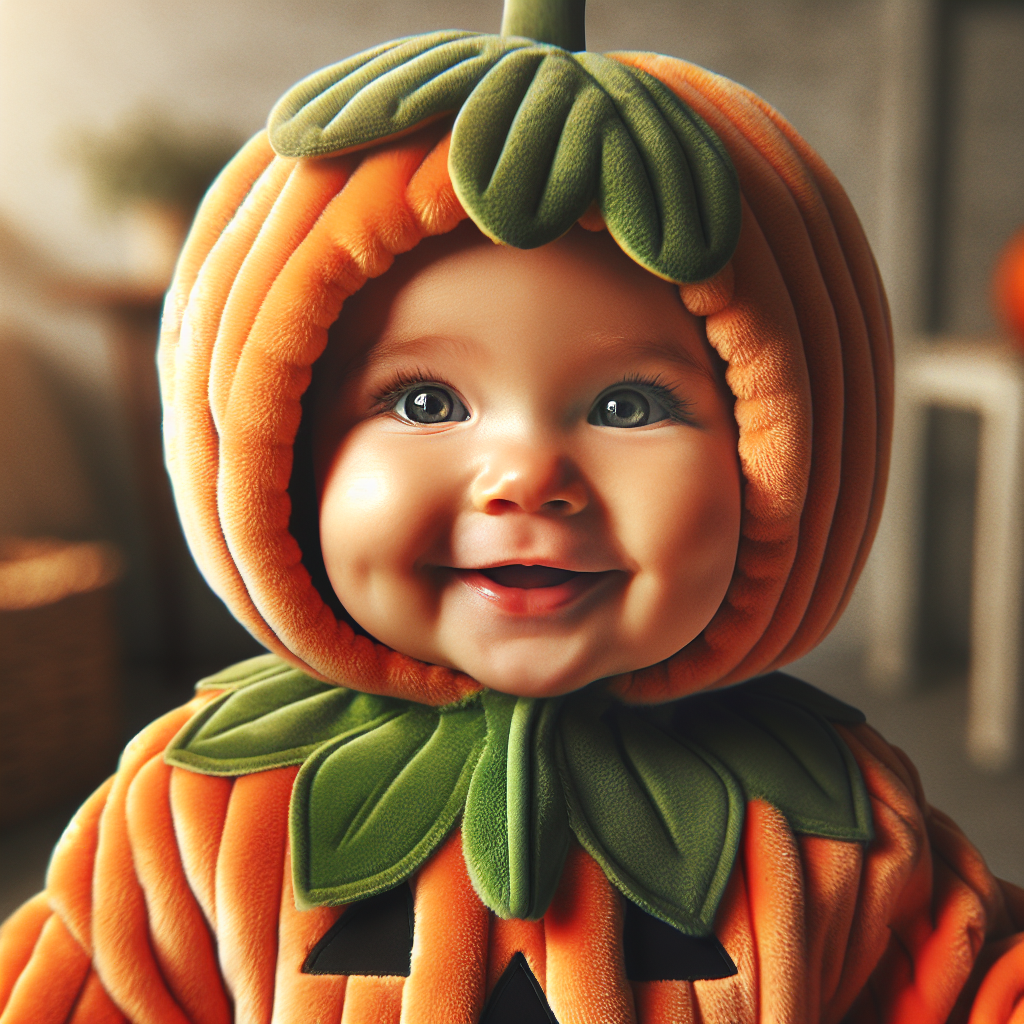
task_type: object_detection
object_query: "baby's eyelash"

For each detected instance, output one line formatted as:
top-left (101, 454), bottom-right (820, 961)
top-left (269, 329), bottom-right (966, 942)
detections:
top-left (371, 370), bottom-right (459, 412)
top-left (370, 370), bottom-right (695, 422)
top-left (614, 373), bottom-right (696, 423)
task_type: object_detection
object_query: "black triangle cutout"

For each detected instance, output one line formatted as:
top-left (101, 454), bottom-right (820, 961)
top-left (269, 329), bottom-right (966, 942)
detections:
top-left (623, 900), bottom-right (738, 982)
top-left (480, 951), bottom-right (558, 1024)
top-left (302, 883), bottom-right (414, 977)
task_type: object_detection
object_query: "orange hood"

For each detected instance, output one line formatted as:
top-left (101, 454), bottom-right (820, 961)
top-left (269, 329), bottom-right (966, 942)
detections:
top-left (158, 51), bottom-right (892, 706)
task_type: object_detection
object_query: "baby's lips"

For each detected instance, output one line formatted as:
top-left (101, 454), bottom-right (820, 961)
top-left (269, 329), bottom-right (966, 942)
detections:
top-left (477, 564), bottom-right (580, 589)
top-left (451, 566), bottom-right (622, 616)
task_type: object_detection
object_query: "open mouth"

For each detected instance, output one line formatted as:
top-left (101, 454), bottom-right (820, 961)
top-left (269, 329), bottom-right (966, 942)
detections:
top-left (455, 564), bottom-right (613, 615)
top-left (477, 564), bottom-right (580, 589)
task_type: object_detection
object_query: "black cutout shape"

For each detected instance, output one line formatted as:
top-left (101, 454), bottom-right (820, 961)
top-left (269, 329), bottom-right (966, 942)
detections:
top-left (623, 900), bottom-right (738, 982)
top-left (480, 951), bottom-right (558, 1024)
top-left (302, 883), bottom-right (414, 976)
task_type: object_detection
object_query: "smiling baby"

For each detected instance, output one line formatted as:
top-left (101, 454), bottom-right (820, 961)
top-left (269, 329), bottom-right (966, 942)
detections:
top-left (1, 2), bottom-right (1023, 1022)
top-left (313, 222), bottom-right (740, 697)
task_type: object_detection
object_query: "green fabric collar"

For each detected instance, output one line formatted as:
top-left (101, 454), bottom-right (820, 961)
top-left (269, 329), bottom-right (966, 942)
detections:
top-left (166, 657), bottom-right (871, 936)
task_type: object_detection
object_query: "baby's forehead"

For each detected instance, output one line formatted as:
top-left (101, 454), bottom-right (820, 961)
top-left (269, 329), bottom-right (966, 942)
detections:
top-left (325, 222), bottom-right (714, 378)
top-left (357, 327), bottom-right (718, 387)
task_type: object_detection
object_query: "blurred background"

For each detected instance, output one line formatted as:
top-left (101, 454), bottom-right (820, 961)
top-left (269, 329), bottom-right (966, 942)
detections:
top-left (1, 0), bottom-right (1023, 916)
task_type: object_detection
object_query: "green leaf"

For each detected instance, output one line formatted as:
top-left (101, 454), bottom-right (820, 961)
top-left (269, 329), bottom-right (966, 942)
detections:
top-left (193, 652), bottom-right (293, 692)
top-left (268, 34), bottom-right (741, 283)
top-left (673, 674), bottom-right (873, 843)
top-left (558, 699), bottom-right (744, 936)
top-left (743, 671), bottom-right (867, 725)
top-left (166, 671), bottom-right (404, 775)
top-left (269, 32), bottom-right (531, 158)
top-left (292, 701), bottom-right (487, 909)
top-left (167, 658), bottom-right (870, 934)
top-left (463, 692), bottom-right (570, 920)
top-left (575, 55), bottom-right (741, 282)
top-left (450, 48), bottom-right (607, 246)
top-left (449, 49), bottom-right (740, 282)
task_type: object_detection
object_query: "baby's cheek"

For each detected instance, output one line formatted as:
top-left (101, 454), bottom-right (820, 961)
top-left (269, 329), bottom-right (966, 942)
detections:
top-left (319, 435), bottom-right (457, 596)
top-left (617, 444), bottom-right (739, 638)
top-left (320, 465), bottom-right (388, 578)
top-left (620, 445), bottom-right (738, 556)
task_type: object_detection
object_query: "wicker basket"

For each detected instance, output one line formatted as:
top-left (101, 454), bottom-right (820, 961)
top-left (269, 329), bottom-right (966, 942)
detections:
top-left (0, 538), bottom-right (122, 827)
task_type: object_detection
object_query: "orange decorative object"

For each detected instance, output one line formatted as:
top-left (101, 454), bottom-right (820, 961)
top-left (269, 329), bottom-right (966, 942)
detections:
top-left (994, 227), bottom-right (1024, 346)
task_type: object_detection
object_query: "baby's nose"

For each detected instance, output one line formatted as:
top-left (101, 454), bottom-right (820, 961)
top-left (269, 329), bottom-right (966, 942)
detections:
top-left (470, 450), bottom-right (588, 516)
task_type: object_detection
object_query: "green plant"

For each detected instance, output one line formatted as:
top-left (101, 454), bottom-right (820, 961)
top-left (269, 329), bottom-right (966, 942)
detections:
top-left (73, 113), bottom-right (241, 214)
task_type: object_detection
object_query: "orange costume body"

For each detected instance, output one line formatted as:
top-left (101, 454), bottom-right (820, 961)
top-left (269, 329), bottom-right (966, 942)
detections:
top-left (1, 690), bottom-right (1023, 1024)
top-left (2, 15), bottom-right (1023, 1024)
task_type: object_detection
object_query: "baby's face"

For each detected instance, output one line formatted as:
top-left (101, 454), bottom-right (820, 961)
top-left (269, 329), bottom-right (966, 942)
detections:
top-left (315, 224), bottom-right (741, 698)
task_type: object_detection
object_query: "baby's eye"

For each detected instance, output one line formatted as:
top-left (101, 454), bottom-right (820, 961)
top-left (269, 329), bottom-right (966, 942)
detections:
top-left (588, 387), bottom-right (671, 428)
top-left (394, 384), bottom-right (469, 425)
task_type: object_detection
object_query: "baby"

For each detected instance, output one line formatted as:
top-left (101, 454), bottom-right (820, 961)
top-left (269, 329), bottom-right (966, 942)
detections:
top-left (1, 3), bottom-right (1023, 1022)
top-left (312, 221), bottom-right (741, 699)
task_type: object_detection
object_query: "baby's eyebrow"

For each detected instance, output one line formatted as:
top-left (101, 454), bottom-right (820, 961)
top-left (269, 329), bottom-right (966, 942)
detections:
top-left (341, 333), bottom-right (477, 381)
top-left (356, 331), bottom-right (721, 389)
top-left (361, 333), bottom-right (477, 366)
top-left (607, 335), bottom-right (721, 389)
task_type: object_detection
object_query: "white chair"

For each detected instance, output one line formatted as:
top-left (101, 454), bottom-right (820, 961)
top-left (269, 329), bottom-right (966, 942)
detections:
top-left (868, 338), bottom-right (1024, 769)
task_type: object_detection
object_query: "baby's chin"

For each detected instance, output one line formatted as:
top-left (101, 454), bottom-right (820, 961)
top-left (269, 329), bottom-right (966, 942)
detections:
top-left (437, 636), bottom-right (635, 699)
top-left (471, 671), bottom-right (595, 700)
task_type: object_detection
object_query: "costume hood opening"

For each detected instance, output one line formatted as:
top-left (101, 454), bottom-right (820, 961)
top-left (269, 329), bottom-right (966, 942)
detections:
top-left (158, 6), bottom-right (892, 706)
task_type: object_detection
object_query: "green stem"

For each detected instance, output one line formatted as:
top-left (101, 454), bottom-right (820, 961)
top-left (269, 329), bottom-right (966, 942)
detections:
top-left (501, 0), bottom-right (587, 50)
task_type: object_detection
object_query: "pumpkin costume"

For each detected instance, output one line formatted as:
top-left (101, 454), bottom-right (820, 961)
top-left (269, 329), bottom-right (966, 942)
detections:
top-left (2, 1), bottom-right (1023, 1021)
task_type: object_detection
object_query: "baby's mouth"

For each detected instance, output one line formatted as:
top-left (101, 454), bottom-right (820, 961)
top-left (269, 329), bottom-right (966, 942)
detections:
top-left (477, 564), bottom-right (580, 589)
top-left (453, 563), bottom-right (615, 616)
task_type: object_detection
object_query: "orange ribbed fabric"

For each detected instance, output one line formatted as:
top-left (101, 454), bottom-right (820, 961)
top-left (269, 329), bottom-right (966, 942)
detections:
top-left (1, 709), bottom-right (1020, 1023)
top-left (158, 53), bottom-right (891, 706)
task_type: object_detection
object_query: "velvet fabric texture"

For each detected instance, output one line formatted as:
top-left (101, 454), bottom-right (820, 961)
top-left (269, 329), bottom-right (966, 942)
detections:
top-left (161, 660), bottom-right (874, 934)
top-left (268, 35), bottom-right (744, 284)
top-left (12, 45), bottom-right (1021, 1024)
top-left (1, 695), bottom-right (1022, 1023)
top-left (157, 50), bottom-right (891, 705)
